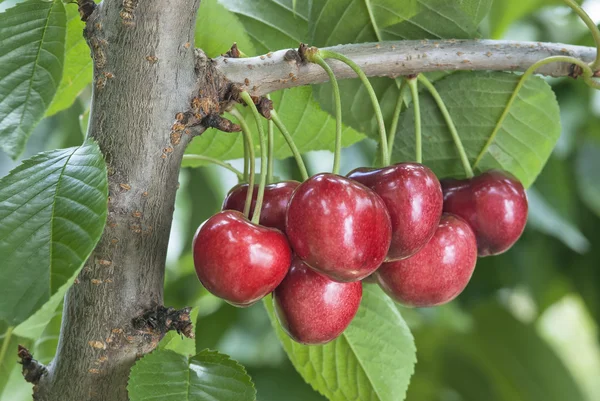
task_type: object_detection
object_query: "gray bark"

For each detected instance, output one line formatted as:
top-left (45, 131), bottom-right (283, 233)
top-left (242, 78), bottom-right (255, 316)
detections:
top-left (36, 1), bottom-right (202, 399)
top-left (215, 40), bottom-right (597, 96)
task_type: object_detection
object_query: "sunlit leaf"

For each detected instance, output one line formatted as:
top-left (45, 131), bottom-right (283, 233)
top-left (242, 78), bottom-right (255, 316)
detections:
top-left (46, 4), bottom-right (92, 116)
top-left (392, 72), bottom-right (560, 188)
top-left (0, 0), bottom-right (66, 158)
top-left (128, 349), bottom-right (256, 401)
top-left (0, 139), bottom-right (108, 325)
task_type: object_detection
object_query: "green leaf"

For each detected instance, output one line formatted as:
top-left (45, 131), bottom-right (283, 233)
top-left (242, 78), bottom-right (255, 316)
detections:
top-left (309, 0), bottom-right (489, 45)
top-left (575, 140), bottom-right (600, 218)
top-left (392, 72), bottom-right (560, 188)
top-left (30, 302), bottom-right (62, 365)
top-left (457, 0), bottom-right (494, 26)
top-left (264, 285), bottom-right (416, 401)
top-left (128, 349), bottom-right (256, 401)
top-left (45, 4), bottom-right (93, 116)
top-left (0, 0), bottom-right (66, 158)
top-left (12, 283), bottom-right (65, 340)
top-left (0, 139), bottom-right (108, 326)
top-left (220, 0), bottom-right (310, 53)
top-left (309, 0), bottom-right (490, 140)
top-left (195, 0), bottom-right (255, 58)
top-left (184, 87), bottom-right (364, 165)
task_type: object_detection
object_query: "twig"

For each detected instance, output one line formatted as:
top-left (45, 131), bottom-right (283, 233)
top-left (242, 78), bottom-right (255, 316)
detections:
top-left (18, 345), bottom-right (47, 384)
top-left (132, 306), bottom-right (194, 338)
top-left (213, 40), bottom-right (597, 96)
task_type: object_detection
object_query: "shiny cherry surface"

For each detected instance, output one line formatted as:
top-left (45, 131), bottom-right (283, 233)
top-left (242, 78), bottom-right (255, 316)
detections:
top-left (348, 163), bottom-right (443, 261)
top-left (286, 173), bottom-right (392, 282)
top-left (192, 210), bottom-right (292, 307)
top-left (376, 214), bottom-right (477, 307)
top-left (273, 257), bottom-right (362, 345)
top-left (222, 181), bottom-right (300, 232)
top-left (441, 170), bottom-right (528, 256)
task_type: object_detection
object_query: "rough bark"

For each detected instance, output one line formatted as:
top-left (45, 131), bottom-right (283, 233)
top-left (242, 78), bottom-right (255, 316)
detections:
top-left (215, 40), bottom-right (597, 96)
top-left (35, 1), bottom-right (202, 399)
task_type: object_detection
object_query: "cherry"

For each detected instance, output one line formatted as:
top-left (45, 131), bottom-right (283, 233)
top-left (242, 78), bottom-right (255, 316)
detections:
top-left (286, 173), bottom-right (392, 282)
top-left (375, 214), bottom-right (477, 307)
top-left (222, 181), bottom-right (300, 232)
top-left (348, 163), bottom-right (443, 261)
top-left (192, 210), bottom-right (292, 307)
top-left (273, 257), bottom-right (362, 344)
top-left (441, 170), bottom-right (528, 256)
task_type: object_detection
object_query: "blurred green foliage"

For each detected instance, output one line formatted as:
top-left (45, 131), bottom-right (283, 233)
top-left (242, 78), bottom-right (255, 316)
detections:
top-left (1, 0), bottom-right (600, 400)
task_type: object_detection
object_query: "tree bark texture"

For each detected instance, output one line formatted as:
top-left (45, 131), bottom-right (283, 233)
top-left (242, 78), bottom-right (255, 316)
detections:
top-left (36, 1), bottom-right (202, 399)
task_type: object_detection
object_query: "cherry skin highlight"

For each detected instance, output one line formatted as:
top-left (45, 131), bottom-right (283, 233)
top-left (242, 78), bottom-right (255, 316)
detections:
top-left (375, 214), bottom-right (477, 307)
top-left (441, 170), bottom-right (528, 256)
top-left (286, 173), bottom-right (392, 282)
top-left (348, 163), bottom-right (443, 261)
top-left (192, 210), bottom-right (292, 307)
top-left (222, 181), bottom-right (300, 232)
top-left (273, 257), bottom-right (362, 345)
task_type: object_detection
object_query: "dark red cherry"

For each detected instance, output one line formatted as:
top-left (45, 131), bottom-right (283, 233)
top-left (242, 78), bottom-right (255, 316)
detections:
top-left (273, 257), bottom-right (362, 344)
top-left (375, 214), bottom-right (477, 307)
top-left (286, 173), bottom-right (392, 282)
top-left (348, 163), bottom-right (443, 261)
top-left (441, 170), bottom-right (528, 256)
top-left (222, 181), bottom-right (300, 232)
top-left (192, 210), bottom-right (292, 307)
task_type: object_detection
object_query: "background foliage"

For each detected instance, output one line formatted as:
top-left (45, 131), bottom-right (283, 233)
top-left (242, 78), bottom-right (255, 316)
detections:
top-left (1, 0), bottom-right (600, 400)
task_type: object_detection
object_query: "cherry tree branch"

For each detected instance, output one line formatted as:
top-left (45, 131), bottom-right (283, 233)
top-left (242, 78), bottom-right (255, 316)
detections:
top-left (215, 40), bottom-right (597, 96)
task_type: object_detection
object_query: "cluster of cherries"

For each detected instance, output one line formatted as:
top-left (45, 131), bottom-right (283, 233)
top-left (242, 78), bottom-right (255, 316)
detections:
top-left (192, 163), bottom-right (528, 345)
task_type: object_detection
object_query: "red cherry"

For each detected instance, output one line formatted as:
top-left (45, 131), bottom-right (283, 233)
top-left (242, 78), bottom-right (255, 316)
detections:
top-left (375, 214), bottom-right (477, 307)
top-left (222, 181), bottom-right (300, 232)
top-left (441, 170), bottom-right (528, 256)
top-left (273, 257), bottom-right (362, 344)
top-left (348, 163), bottom-right (443, 261)
top-left (286, 173), bottom-right (392, 282)
top-left (192, 210), bottom-right (292, 307)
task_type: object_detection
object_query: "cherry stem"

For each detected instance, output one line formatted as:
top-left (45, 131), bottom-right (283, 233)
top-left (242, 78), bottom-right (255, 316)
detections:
top-left (407, 77), bottom-right (422, 164)
top-left (417, 74), bottom-right (474, 178)
top-left (270, 110), bottom-right (310, 181)
top-left (240, 91), bottom-right (268, 225)
top-left (243, 141), bottom-right (249, 182)
top-left (182, 155), bottom-right (244, 181)
top-left (474, 55), bottom-right (598, 169)
top-left (266, 94), bottom-right (274, 184)
top-left (387, 79), bottom-right (408, 161)
top-left (319, 49), bottom-right (389, 166)
top-left (230, 108), bottom-right (255, 218)
top-left (564, 0), bottom-right (600, 71)
top-left (306, 49), bottom-right (343, 175)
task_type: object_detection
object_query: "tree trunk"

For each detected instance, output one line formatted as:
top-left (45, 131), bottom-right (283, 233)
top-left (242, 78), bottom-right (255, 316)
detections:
top-left (36, 1), bottom-right (201, 399)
